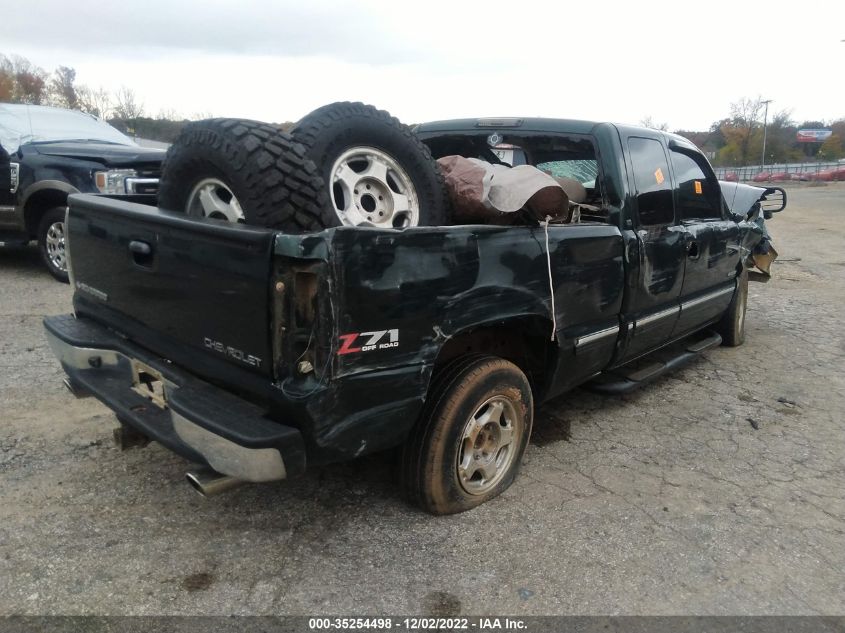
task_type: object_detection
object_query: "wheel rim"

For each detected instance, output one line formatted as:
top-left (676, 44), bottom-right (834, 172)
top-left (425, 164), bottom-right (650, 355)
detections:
top-left (329, 146), bottom-right (419, 228)
top-left (457, 395), bottom-right (522, 495)
top-left (186, 178), bottom-right (245, 223)
top-left (45, 220), bottom-right (67, 273)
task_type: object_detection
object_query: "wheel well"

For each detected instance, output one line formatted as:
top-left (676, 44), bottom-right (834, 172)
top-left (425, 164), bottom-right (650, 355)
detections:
top-left (24, 190), bottom-right (69, 236)
top-left (434, 317), bottom-right (557, 400)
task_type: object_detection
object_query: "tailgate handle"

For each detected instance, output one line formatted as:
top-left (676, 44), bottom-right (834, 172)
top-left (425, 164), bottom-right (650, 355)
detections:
top-left (128, 240), bottom-right (153, 267)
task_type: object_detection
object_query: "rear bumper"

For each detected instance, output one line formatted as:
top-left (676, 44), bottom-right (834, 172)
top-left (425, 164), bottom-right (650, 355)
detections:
top-left (43, 314), bottom-right (306, 482)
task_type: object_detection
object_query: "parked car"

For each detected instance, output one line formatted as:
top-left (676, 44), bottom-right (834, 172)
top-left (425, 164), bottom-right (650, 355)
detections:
top-left (0, 104), bottom-right (165, 281)
top-left (44, 106), bottom-right (785, 514)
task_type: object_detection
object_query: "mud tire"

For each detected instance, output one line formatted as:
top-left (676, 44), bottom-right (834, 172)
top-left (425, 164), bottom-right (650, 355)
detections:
top-left (158, 118), bottom-right (331, 231)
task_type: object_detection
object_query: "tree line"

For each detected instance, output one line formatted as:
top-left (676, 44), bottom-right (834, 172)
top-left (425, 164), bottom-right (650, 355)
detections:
top-left (2, 54), bottom-right (143, 119)
top-left (1, 53), bottom-right (203, 143)
top-left (3, 53), bottom-right (842, 164)
top-left (647, 97), bottom-right (844, 166)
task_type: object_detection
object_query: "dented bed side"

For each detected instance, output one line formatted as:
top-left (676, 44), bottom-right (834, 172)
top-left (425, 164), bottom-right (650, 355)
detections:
top-left (271, 223), bottom-right (624, 461)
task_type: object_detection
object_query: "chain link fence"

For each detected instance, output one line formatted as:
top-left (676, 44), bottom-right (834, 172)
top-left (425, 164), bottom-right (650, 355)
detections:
top-left (713, 161), bottom-right (844, 182)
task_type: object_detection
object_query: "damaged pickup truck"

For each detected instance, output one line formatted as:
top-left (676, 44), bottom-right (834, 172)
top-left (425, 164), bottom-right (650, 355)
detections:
top-left (44, 104), bottom-right (785, 514)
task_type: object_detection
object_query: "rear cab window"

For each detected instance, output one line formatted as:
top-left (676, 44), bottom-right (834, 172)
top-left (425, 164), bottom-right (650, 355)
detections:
top-left (423, 130), bottom-right (608, 214)
top-left (527, 137), bottom-right (605, 211)
top-left (534, 158), bottom-right (598, 189)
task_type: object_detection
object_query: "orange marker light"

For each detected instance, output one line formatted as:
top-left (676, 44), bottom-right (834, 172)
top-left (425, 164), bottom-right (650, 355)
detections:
top-left (694, 180), bottom-right (702, 194)
top-left (654, 168), bottom-right (664, 185)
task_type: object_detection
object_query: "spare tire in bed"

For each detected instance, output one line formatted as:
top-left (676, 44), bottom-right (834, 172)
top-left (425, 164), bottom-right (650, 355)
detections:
top-left (292, 102), bottom-right (450, 228)
top-left (157, 118), bottom-right (332, 232)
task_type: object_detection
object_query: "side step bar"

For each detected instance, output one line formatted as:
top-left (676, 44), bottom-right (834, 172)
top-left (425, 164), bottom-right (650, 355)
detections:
top-left (586, 331), bottom-right (722, 395)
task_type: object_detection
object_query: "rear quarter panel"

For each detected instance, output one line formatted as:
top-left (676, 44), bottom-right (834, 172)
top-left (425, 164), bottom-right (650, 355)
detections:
top-left (276, 223), bottom-right (624, 461)
top-left (324, 224), bottom-right (622, 374)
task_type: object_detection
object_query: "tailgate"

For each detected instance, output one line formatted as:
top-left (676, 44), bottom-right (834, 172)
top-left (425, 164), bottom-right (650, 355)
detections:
top-left (67, 194), bottom-right (275, 377)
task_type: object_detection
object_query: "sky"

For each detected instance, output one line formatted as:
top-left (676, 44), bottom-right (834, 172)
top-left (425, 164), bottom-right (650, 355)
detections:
top-left (2, 0), bottom-right (844, 131)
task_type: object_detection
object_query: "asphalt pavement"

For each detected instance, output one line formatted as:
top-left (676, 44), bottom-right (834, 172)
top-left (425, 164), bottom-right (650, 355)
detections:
top-left (1, 184), bottom-right (843, 615)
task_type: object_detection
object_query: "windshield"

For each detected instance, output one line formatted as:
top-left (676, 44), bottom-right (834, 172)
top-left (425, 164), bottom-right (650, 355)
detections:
top-left (0, 104), bottom-right (135, 152)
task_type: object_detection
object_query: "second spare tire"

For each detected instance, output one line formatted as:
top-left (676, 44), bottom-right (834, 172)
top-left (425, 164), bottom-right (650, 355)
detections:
top-left (157, 118), bottom-right (332, 232)
top-left (292, 102), bottom-right (450, 228)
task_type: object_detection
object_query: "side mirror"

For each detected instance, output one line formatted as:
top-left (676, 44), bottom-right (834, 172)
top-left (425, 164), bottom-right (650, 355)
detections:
top-left (760, 187), bottom-right (787, 214)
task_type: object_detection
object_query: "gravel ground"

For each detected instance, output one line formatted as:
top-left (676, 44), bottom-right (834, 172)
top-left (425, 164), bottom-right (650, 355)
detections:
top-left (0, 184), bottom-right (843, 616)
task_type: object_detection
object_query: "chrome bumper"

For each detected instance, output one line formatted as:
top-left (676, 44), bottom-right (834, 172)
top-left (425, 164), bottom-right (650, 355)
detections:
top-left (44, 316), bottom-right (304, 483)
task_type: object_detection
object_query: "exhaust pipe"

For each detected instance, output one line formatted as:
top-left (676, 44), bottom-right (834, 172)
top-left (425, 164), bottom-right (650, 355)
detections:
top-left (185, 469), bottom-right (244, 497)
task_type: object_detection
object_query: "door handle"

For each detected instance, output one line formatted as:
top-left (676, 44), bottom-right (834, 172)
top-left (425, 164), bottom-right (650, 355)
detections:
top-left (128, 240), bottom-right (151, 255)
top-left (128, 240), bottom-right (153, 267)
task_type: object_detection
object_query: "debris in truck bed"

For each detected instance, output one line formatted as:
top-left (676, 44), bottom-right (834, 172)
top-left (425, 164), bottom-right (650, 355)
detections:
top-left (436, 155), bottom-right (572, 224)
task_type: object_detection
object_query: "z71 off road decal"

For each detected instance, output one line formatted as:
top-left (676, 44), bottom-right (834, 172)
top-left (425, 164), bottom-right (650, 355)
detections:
top-left (337, 329), bottom-right (399, 355)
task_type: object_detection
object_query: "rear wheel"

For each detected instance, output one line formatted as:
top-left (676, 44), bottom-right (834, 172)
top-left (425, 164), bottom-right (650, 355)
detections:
top-left (401, 355), bottom-right (533, 515)
top-left (157, 118), bottom-right (331, 232)
top-left (37, 207), bottom-right (69, 283)
top-left (716, 269), bottom-right (748, 346)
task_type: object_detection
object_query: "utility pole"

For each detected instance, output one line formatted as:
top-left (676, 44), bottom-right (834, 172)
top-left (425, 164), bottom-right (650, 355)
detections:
top-left (761, 99), bottom-right (773, 168)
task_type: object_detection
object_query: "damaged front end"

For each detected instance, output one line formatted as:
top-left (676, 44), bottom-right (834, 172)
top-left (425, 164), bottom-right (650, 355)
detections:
top-left (720, 181), bottom-right (787, 281)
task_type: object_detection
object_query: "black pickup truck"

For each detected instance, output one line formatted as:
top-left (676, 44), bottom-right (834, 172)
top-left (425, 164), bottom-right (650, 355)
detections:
top-left (0, 103), bottom-right (164, 281)
top-left (43, 116), bottom-right (784, 514)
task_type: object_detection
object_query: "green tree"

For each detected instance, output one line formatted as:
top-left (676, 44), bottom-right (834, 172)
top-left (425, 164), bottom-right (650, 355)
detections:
top-left (713, 99), bottom-right (802, 166)
top-left (723, 97), bottom-right (765, 165)
top-left (818, 133), bottom-right (844, 160)
top-left (0, 55), bottom-right (14, 101)
top-left (49, 66), bottom-right (81, 109)
top-left (9, 55), bottom-right (48, 104)
top-left (826, 119), bottom-right (845, 157)
top-left (0, 53), bottom-right (49, 104)
top-left (748, 110), bottom-right (800, 165)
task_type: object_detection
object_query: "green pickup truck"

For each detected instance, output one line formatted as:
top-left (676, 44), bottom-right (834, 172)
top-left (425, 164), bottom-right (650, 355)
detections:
top-left (44, 106), bottom-right (785, 514)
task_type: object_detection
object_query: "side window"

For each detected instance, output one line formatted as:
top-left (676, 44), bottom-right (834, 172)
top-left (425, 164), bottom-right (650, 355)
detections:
top-left (669, 150), bottom-right (722, 220)
top-left (628, 137), bottom-right (674, 226)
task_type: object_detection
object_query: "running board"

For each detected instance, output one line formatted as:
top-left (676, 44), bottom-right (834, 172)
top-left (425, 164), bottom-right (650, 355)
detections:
top-left (586, 331), bottom-right (722, 395)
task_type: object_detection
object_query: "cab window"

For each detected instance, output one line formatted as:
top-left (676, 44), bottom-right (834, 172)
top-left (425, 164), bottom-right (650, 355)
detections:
top-left (669, 150), bottom-right (722, 220)
top-left (628, 137), bottom-right (674, 226)
top-left (534, 158), bottom-right (598, 186)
